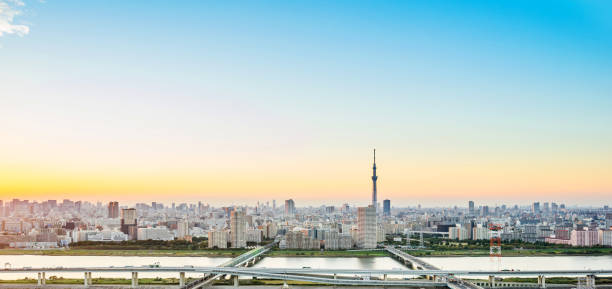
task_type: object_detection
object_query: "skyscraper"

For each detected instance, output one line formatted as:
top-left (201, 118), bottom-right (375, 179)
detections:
top-left (230, 210), bottom-right (247, 248)
top-left (285, 199), bottom-right (295, 216)
top-left (468, 201), bottom-right (475, 216)
top-left (532, 202), bottom-right (541, 214)
top-left (383, 199), bottom-right (391, 216)
top-left (358, 205), bottom-right (377, 248)
top-left (371, 149), bottom-right (378, 211)
top-left (120, 208), bottom-right (138, 240)
top-left (108, 201), bottom-right (119, 218)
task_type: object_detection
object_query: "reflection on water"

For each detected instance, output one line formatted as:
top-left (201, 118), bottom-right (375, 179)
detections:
top-left (253, 257), bottom-right (405, 270)
top-left (0, 255), bottom-right (229, 279)
top-left (420, 256), bottom-right (612, 271)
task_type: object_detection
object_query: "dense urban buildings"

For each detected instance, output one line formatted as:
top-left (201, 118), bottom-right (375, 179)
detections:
top-left (0, 197), bottom-right (611, 250)
top-left (0, 152), bottom-right (610, 251)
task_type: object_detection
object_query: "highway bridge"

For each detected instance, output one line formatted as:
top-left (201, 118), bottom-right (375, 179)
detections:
top-left (1, 244), bottom-right (610, 289)
top-left (181, 245), bottom-right (272, 289)
top-left (2, 266), bottom-right (611, 287)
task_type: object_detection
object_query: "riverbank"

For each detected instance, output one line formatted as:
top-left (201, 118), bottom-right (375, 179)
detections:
top-left (1, 246), bottom-right (610, 257)
top-left (408, 247), bottom-right (612, 257)
top-left (1, 277), bottom-right (611, 286)
top-left (0, 248), bottom-right (247, 257)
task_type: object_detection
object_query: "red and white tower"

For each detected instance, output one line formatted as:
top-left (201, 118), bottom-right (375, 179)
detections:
top-left (489, 224), bottom-right (503, 257)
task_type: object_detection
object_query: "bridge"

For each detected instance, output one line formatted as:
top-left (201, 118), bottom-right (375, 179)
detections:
top-left (1, 243), bottom-right (610, 289)
top-left (181, 244), bottom-right (273, 289)
top-left (385, 245), bottom-right (482, 289)
top-left (385, 245), bottom-right (440, 270)
top-left (3, 266), bottom-right (611, 288)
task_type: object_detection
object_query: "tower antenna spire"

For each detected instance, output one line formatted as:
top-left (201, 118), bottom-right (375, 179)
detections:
top-left (371, 149), bottom-right (378, 211)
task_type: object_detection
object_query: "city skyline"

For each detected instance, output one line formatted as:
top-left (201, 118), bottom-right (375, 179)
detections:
top-left (1, 1), bottom-right (611, 205)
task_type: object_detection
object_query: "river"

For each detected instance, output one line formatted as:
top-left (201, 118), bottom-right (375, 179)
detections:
top-left (0, 255), bottom-right (609, 280)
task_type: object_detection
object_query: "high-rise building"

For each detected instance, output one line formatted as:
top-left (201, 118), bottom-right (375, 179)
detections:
top-left (177, 219), bottom-right (189, 239)
top-left (383, 199), bottom-right (391, 216)
top-left (284, 199), bottom-right (295, 216)
top-left (357, 205), bottom-right (377, 248)
top-left (108, 201), bottom-right (119, 218)
top-left (208, 230), bottom-right (229, 248)
top-left (120, 208), bottom-right (138, 240)
top-left (230, 210), bottom-right (247, 248)
top-left (371, 149), bottom-right (378, 212)
top-left (468, 201), bottom-right (475, 216)
top-left (481, 205), bottom-right (489, 216)
top-left (532, 202), bottom-right (541, 214)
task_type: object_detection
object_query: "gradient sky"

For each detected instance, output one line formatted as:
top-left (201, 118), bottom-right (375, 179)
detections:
top-left (1, 0), bottom-right (611, 206)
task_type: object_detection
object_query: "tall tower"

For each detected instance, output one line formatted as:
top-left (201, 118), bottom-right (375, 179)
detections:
top-left (371, 149), bottom-right (378, 211)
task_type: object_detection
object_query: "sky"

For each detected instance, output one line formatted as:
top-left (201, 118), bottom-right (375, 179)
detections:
top-left (0, 0), bottom-right (611, 207)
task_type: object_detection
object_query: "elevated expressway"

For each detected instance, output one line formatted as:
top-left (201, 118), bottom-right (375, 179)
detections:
top-left (1, 244), bottom-right (610, 288)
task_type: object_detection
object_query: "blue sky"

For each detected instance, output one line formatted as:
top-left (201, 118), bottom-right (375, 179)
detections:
top-left (1, 0), bottom-right (611, 205)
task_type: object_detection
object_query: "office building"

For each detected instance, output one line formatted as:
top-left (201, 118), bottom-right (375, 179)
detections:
top-left (383, 199), bottom-right (391, 216)
top-left (532, 202), bottom-right (541, 214)
top-left (108, 201), bottom-right (119, 218)
top-left (468, 201), bottom-right (475, 216)
top-left (284, 199), bottom-right (296, 216)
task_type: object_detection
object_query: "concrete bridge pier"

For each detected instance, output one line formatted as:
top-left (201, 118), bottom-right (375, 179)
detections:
top-left (537, 275), bottom-right (546, 288)
top-left (179, 272), bottom-right (185, 287)
top-left (37, 272), bottom-right (45, 286)
top-left (131, 271), bottom-right (138, 288)
top-left (586, 275), bottom-right (596, 287)
top-left (233, 275), bottom-right (239, 287)
top-left (489, 275), bottom-right (496, 288)
top-left (83, 272), bottom-right (92, 287)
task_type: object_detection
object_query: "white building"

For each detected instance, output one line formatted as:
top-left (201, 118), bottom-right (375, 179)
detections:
top-left (472, 224), bottom-right (490, 240)
top-left (137, 227), bottom-right (174, 241)
top-left (570, 229), bottom-right (599, 246)
top-left (177, 219), bottom-right (189, 239)
top-left (72, 229), bottom-right (128, 242)
top-left (449, 225), bottom-right (470, 240)
top-left (358, 206), bottom-right (377, 248)
top-left (208, 230), bottom-right (229, 249)
top-left (247, 228), bottom-right (263, 244)
top-left (599, 230), bottom-right (612, 247)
